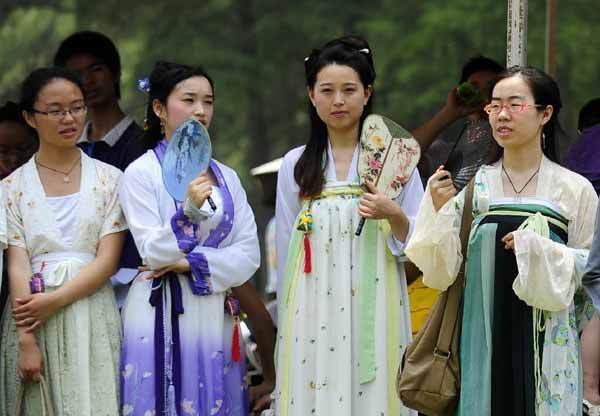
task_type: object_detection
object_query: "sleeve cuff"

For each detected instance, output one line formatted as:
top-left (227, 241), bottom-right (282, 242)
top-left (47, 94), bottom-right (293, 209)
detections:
top-left (386, 218), bottom-right (414, 259)
top-left (171, 207), bottom-right (200, 254)
top-left (187, 252), bottom-right (213, 295)
top-left (184, 196), bottom-right (214, 224)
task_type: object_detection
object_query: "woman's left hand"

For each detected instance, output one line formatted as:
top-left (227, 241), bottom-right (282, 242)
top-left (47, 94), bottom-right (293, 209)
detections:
top-left (249, 379), bottom-right (275, 416)
top-left (13, 293), bottom-right (62, 332)
top-left (358, 182), bottom-right (402, 220)
top-left (138, 258), bottom-right (191, 279)
top-left (501, 232), bottom-right (515, 250)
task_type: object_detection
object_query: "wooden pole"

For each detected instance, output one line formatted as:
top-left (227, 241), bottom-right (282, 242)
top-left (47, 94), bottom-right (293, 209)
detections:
top-left (507, 0), bottom-right (528, 67)
top-left (545, 0), bottom-right (557, 77)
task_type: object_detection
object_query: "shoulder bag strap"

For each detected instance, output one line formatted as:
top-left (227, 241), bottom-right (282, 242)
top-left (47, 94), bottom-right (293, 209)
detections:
top-left (434, 179), bottom-right (475, 356)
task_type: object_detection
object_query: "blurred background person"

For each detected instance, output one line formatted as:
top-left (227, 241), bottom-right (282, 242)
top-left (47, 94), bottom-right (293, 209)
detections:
top-left (568, 97), bottom-right (600, 415)
top-left (411, 55), bottom-right (504, 185)
top-left (0, 101), bottom-right (37, 179)
top-left (566, 98), bottom-right (600, 193)
top-left (54, 31), bottom-right (145, 171)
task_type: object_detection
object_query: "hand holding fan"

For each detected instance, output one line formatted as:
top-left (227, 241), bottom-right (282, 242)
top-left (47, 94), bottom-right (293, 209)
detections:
top-left (356, 114), bottom-right (421, 235)
top-left (162, 118), bottom-right (216, 210)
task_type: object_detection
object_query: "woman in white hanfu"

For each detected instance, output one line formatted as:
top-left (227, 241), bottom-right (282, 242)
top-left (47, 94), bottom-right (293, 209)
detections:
top-left (406, 66), bottom-right (599, 416)
top-left (0, 67), bottom-right (126, 415)
top-left (274, 36), bottom-right (423, 416)
top-left (118, 61), bottom-right (269, 416)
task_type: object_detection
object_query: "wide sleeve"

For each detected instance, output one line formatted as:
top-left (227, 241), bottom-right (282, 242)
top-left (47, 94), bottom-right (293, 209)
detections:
top-left (99, 167), bottom-right (128, 238)
top-left (187, 171), bottom-right (260, 293)
top-left (386, 167), bottom-right (424, 259)
top-left (0, 184), bottom-right (6, 294)
top-left (512, 182), bottom-right (598, 311)
top-left (0, 183), bottom-right (6, 249)
top-left (4, 176), bottom-right (26, 249)
top-left (583, 204), bottom-right (600, 311)
top-left (275, 151), bottom-right (302, 300)
top-left (119, 160), bottom-right (199, 270)
top-left (404, 178), bottom-right (466, 291)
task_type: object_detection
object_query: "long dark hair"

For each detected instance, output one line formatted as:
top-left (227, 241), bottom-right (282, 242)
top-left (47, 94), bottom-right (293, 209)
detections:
top-left (142, 61), bottom-right (214, 150)
top-left (489, 66), bottom-right (564, 163)
top-left (294, 35), bottom-right (376, 198)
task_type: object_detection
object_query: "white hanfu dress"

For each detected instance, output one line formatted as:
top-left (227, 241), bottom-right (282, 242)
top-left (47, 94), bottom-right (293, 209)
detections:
top-left (0, 151), bottom-right (126, 415)
top-left (118, 141), bottom-right (260, 416)
top-left (274, 143), bottom-right (423, 416)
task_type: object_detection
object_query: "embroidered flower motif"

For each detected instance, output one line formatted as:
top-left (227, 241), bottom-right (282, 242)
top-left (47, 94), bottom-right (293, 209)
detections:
top-left (181, 399), bottom-right (196, 414)
top-left (210, 399), bottom-right (223, 415)
top-left (122, 404), bottom-right (134, 415)
top-left (144, 410), bottom-right (156, 416)
top-left (177, 221), bottom-right (195, 237)
top-left (372, 135), bottom-right (385, 149)
top-left (368, 157), bottom-right (383, 170)
top-left (122, 363), bottom-right (134, 378)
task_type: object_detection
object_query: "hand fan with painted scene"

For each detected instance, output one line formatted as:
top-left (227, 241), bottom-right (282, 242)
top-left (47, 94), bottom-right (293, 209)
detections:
top-left (162, 118), bottom-right (216, 210)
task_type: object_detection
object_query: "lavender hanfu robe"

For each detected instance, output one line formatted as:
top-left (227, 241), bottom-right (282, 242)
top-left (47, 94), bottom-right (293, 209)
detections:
top-left (119, 140), bottom-right (260, 416)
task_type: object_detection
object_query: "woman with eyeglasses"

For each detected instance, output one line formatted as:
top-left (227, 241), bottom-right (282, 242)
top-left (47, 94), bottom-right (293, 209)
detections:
top-left (273, 36), bottom-right (423, 416)
top-left (406, 66), bottom-right (598, 415)
top-left (0, 67), bottom-right (126, 415)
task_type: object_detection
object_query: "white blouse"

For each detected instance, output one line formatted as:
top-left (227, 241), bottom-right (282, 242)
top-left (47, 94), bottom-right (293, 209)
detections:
top-left (46, 192), bottom-right (80, 248)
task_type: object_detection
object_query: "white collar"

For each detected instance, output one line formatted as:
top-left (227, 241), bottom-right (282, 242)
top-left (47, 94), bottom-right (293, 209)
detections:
top-left (77, 116), bottom-right (134, 147)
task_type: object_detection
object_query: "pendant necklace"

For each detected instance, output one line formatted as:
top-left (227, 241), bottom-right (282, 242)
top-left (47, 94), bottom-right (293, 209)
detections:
top-left (35, 155), bottom-right (81, 183)
top-left (502, 163), bottom-right (540, 202)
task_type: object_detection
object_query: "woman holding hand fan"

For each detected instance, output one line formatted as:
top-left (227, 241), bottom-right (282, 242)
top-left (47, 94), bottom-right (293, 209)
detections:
top-left (406, 67), bottom-right (598, 415)
top-left (274, 36), bottom-right (423, 416)
top-left (118, 61), bottom-right (275, 416)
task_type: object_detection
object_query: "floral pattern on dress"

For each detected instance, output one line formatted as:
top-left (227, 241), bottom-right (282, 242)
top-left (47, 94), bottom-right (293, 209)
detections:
top-left (0, 151), bottom-right (126, 415)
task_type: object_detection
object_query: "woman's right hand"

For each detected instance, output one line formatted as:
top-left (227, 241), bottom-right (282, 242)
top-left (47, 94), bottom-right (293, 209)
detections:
top-left (429, 166), bottom-right (457, 212)
top-left (18, 334), bottom-right (43, 382)
top-left (187, 173), bottom-right (212, 208)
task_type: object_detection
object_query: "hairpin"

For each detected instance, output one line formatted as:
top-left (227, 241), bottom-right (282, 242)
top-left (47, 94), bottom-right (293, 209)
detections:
top-left (137, 77), bottom-right (150, 93)
top-left (358, 48), bottom-right (370, 54)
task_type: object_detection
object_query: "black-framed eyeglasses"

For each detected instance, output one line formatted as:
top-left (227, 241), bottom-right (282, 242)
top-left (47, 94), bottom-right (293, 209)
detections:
top-left (31, 105), bottom-right (87, 120)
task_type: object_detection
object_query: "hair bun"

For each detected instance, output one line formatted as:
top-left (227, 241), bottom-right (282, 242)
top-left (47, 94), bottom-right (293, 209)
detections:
top-left (305, 35), bottom-right (376, 84)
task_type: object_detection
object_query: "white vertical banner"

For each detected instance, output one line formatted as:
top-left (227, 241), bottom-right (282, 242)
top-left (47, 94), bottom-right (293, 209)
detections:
top-left (507, 0), bottom-right (528, 67)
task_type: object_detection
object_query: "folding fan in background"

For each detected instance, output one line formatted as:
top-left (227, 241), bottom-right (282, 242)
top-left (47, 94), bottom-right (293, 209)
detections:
top-left (162, 118), bottom-right (216, 210)
top-left (356, 114), bottom-right (421, 235)
top-left (444, 119), bottom-right (495, 192)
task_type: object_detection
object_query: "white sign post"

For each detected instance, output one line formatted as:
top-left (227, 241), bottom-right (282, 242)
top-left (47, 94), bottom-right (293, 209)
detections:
top-left (507, 0), bottom-right (528, 67)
